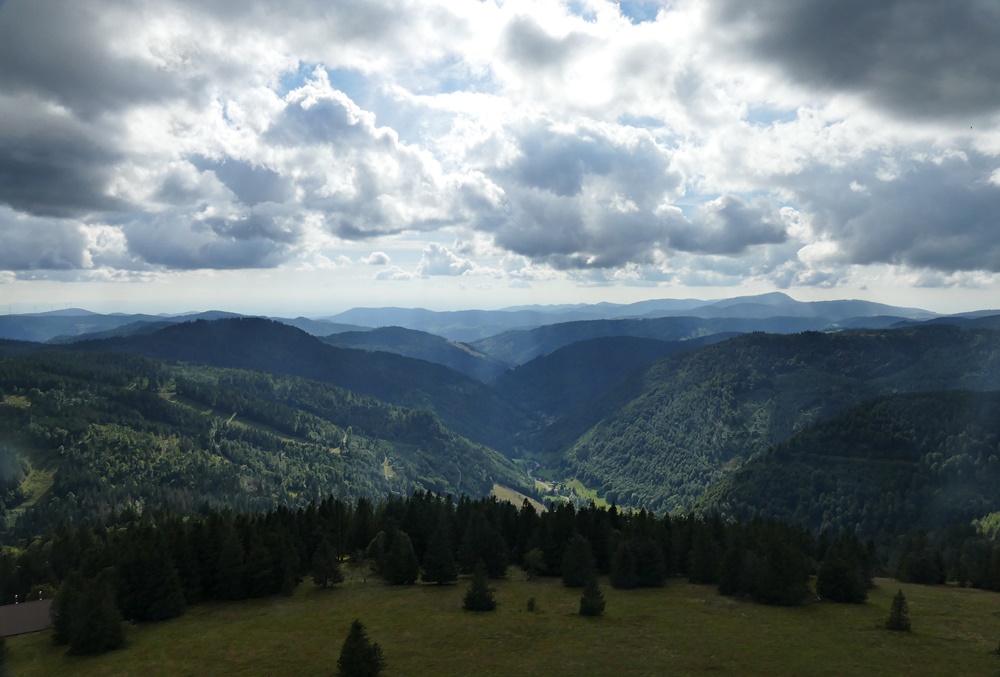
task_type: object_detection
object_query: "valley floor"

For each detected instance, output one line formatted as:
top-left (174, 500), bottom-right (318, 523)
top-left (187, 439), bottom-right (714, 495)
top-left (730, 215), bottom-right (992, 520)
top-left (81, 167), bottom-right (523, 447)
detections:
top-left (6, 571), bottom-right (1000, 676)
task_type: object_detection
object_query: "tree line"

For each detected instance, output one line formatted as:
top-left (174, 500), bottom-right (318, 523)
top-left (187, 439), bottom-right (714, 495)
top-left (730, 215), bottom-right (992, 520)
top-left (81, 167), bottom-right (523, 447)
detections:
top-left (0, 490), bottom-right (892, 656)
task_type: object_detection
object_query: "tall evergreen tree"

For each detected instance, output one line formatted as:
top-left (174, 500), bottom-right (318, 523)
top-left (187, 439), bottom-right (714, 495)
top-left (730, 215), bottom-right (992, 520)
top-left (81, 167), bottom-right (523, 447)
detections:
top-left (462, 560), bottom-right (497, 612)
top-left (421, 518), bottom-right (458, 585)
top-left (117, 527), bottom-right (185, 621)
top-left (816, 535), bottom-right (869, 603)
top-left (311, 538), bottom-right (344, 589)
top-left (459, 512), bottom-right (508, 578)
top-left (717, 538), bottom-right (746, 597)
top-left (383, 531), bottom-right (419, 585)
top-left (51, 569), bottom-right (85, 646)
top-left (561, 534), bottom-right (596, 588)
top-left (610, 541), bottom-right (640, 590)
top-left (337, 619), bottom-right (386, 677)
top-left (578, 574), bottom-right (606, 617)
top-left (885, 589), bottom-right (911, 632)
top-left (69, 567), bottom-right (125, 655)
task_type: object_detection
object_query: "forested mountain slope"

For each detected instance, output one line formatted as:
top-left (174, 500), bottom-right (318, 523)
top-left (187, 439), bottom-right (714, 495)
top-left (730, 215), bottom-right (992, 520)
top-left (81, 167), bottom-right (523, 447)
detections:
top-left (471, 316), bottom-right (842, 366)
top-left (564, 326), bottom-right (1000, 514)
top-left (71, 318), bottom-right (536, 454)
top-left (697, 391), bottom-right (1000, 543)
top-left (491, 336), bottom-right (681, 417)
top-left (0, 351), bottom-right (531, 538)
top-left (319, 326), bottom-right (510, 382)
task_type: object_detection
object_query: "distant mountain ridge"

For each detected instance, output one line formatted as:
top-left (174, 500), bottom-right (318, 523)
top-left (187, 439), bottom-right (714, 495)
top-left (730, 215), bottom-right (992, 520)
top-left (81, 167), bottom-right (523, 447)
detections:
top-left (325, 292), bottom-right (939, 342)
top-left (68, 317), bottom-right (535, 454)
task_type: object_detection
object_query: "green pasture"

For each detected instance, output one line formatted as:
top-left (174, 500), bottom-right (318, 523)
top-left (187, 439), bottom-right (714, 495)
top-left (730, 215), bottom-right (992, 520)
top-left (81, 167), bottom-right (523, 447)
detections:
top-left (6, 572), bottom-right (1000, 676)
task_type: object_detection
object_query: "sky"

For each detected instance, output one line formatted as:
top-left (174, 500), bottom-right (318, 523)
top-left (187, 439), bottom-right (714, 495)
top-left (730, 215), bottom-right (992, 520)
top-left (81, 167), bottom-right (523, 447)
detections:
top-left (1, 0), bottom-right (999, 316)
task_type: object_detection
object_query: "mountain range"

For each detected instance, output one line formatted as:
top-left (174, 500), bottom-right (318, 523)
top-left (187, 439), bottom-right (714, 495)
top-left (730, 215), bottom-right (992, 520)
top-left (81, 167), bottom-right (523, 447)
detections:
top-left (4, 292), bottom-right (1000, 553)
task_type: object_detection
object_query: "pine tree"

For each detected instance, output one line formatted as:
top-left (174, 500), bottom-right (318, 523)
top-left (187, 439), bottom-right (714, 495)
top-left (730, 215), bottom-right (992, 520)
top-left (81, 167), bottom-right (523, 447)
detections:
top-left (610, 541), bottom-right (640, 589)
top-left (383, 531), bottom-right (419, 585)
top-left (459, 512), bottom-right (508, 579)
top-left (337, 619), bottom-right (386, 677)
top-left (69, 567), bottom-right (125, 655)
top-left (463, 560), bottom-right (497, 612)
top-left (421, 518), bottom-right (458, 585)
top-left (885, 589), bottom-right (911, 632)
top-left (311, 538), bottom-right (344, 589)
top-left (51, 569), bottom-right (85, 646)
top-left (578, 575), bottom-right (606, 617)
top-left (816, 536), bottom-right (868, 604)
top-left (561, 534), bottom-right (596, 588)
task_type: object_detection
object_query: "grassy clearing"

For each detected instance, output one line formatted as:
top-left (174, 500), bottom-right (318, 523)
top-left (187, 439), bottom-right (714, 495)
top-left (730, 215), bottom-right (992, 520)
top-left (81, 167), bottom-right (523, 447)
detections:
top-left (491, 483), bottom-right (546, 512)
top-left (1, 394), bottom-right (30, 408)
top-left (565, 479), bottom-right (609, 507)
top-left (7, 574), bottom-right (1000, 676)
top-left (20, 466), bottom-right (54, 506)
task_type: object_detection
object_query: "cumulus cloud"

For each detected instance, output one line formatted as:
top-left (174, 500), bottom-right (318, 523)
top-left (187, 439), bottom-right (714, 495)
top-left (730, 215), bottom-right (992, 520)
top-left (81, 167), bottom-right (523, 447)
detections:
top-left (0, 207), bottom-right (93, 270)
top-left (0, 0), bottom-right (998, 305)
top-left (417, 243), bottom-right (475, 276)
top-left (362, 251), bottom-right (391, 265)
top-left (787, 151), bottom-right (1000, 273)
top-left (665, 195), bottom-right (788, 255)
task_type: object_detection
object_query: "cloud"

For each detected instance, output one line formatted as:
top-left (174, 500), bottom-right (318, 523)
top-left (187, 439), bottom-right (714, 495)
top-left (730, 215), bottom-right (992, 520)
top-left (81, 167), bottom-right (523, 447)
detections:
top-left (417, 243), bottom-right (474, 276)
top-left (0, 0), bottom-right (998, 307)
top-left (665, 195), bottom-right (788, 255)
top-left (0, 94), bottom-right (126, 217)
top-left (0, 1), bottom-right (185, 119)
top-left (709, 0), bottom-right (1000, 121)
top-left (362, 251), bottom-right (391, 265)
top-left (375, 265), bottom-right (416, 281)
top-left (0, 207), bottom-right (92, 270)
top-left (480, 119), bottom-right (683, 268)
top-left (122, 208), bottom-right (300, 270)
top-left (787, 151), bottom-right (1000, 273)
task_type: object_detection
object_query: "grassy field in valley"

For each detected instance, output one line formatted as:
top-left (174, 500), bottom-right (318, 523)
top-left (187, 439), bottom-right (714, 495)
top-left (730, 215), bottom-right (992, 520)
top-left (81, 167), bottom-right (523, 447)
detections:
top-left (6, 570), bottom-right (1000, 676)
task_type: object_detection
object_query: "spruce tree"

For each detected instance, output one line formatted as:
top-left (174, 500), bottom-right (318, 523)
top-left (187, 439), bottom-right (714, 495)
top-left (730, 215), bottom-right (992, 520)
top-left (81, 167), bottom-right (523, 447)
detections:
top-left (459, 512), bottom-right (508, 579)
top-left (579, 574), bottom-right (606, 617)
top-left (51, 569), bottom-right (85, 645)
top-left (421, 519), bottom-right (458, 585)
top-left (118, 527), bottom-right (186, 621)
top-left (610, 541), bottom-right (640, 590)
top-left (311, 538), bottom-right (344, 589)
top-left (885, 589), bottom-right (911, 632)
top-left (561, 534), bottom-right (596, 588)
top-left (69, 567), bottom-right (125, 655)
top-left (337, 619), bottom-right (386, 677)
top-left (816, 537), bottom-right (868, 604)
top-left (463, 560), bottom-right (497, 612)
top-left (383, 531), bottom-right (419, 585)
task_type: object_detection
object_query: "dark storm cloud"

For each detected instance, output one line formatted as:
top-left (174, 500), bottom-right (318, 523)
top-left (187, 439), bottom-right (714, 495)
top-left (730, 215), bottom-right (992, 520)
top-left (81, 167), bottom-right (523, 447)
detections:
top-left (666, 195), bottom-right (788, 255)
top-left (791, 153), bottom-right (1000, 272)
top-left (710, 0), bottom-right (1000, 119)
top-left (0, 208), bottom-right (91, 270)
top-left (0, 1), bottom-right (182, 119)
top-left (0, 97), bottom-right (125, 217)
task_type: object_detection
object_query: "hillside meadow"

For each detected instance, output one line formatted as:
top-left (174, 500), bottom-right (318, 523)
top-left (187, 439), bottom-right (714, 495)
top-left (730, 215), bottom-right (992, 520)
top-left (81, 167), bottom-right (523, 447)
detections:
top-left (6, 569), bottom-right (1000, 676)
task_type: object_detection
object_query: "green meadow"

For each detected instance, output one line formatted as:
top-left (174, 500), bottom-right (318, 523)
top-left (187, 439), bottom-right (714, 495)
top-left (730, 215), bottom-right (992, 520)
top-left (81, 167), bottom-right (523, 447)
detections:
top-left (6, 571), bottom-right (1000, 676)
